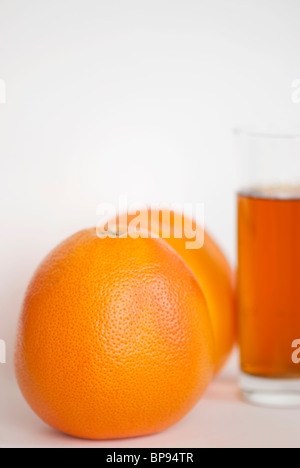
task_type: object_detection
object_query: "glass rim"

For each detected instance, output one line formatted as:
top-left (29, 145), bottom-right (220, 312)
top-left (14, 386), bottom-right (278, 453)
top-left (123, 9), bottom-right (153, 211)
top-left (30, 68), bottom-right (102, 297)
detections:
top-left (234, 124), bottom-right (300, 140)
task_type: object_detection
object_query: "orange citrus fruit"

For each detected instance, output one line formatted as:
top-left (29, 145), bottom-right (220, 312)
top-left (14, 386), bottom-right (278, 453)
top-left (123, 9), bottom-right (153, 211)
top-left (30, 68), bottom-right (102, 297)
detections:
top-left (113, 210), bottom-right (236, 373)
top-left (15, 228), bottom-right (215, 440)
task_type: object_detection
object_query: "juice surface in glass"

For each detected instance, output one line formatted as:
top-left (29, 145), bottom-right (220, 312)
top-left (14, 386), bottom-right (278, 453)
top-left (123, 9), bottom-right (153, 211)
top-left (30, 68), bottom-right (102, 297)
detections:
top-left (238, 186), bottom-right (300, 378)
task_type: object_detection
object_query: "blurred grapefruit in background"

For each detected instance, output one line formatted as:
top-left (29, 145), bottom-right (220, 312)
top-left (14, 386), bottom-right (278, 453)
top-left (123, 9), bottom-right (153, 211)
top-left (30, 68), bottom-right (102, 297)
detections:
top-left (113, 210), bottom-right (236, 374)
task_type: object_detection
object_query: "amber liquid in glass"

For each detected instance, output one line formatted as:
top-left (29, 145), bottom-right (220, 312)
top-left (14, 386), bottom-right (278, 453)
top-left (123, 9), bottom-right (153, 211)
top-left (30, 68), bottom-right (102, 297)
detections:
top-left (238, 187), bottom-right (300, 378)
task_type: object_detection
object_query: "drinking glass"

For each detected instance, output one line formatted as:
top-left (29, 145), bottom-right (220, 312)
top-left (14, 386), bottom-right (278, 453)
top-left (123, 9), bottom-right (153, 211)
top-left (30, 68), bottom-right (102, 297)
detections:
top-left (235, 125), bottom-right (300, 407)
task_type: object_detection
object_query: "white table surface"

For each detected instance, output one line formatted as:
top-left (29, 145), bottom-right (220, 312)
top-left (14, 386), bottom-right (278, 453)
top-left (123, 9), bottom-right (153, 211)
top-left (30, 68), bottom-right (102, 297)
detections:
top-left (1, 352), bottom-right (300, 448)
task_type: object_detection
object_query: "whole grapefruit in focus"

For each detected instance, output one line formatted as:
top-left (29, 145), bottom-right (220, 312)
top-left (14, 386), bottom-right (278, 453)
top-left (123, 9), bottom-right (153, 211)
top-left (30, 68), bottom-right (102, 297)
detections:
top-left (15, 228), bottom-right (215, 440)
top-left (113, 210), bottom-right (236, 373)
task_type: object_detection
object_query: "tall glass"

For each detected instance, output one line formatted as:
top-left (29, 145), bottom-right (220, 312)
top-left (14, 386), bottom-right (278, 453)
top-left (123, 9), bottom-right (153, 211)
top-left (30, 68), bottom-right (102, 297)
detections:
top-left (235, 125), bottom-right (300, 408)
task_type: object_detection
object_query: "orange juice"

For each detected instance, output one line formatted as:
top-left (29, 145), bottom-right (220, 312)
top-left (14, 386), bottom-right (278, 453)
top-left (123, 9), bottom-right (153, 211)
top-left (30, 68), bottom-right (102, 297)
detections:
top-left (238, 187), bottom-right (300, 378)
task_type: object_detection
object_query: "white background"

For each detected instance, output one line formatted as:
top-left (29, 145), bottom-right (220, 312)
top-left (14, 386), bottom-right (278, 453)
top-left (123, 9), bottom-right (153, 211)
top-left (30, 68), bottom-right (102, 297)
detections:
top-left (0, 0), bottom-right (300, 447)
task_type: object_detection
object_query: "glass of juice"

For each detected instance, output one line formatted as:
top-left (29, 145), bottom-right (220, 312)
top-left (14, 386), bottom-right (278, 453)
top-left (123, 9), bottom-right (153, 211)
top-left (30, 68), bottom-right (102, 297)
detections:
top-left (235, 125), bottom-right (300, 407)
